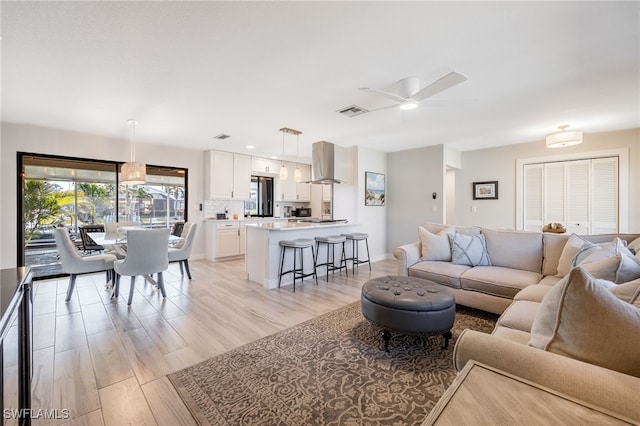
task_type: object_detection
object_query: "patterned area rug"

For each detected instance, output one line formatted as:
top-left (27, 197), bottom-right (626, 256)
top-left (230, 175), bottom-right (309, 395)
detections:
top-left (168, 302), bottom-right (497, 425)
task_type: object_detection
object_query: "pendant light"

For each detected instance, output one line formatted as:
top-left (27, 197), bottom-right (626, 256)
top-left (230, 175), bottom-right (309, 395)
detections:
top-left (294, 132), bottom-right (302, 182)
top-left (121, 119), bottom-right (146, 185)
top-left (279, 128), bottom-right (288, 180)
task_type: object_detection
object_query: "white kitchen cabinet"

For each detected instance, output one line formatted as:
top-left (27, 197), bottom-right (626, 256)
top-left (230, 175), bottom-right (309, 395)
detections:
top-left (204, 150), bottom-right (251, 200)
top-left (280, 162), bottom-right (311, 201)
top-left (251, 156), bottom-right (280, 175)
top-left (215, 222), bottom-right (241, 258)
top-left (239, 225), bottom-right (247, 255)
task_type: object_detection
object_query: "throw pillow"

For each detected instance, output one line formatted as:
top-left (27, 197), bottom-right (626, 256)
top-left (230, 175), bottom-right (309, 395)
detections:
top-left (449, 233), bottom-right (491, 266)
top-left (572, 238), bottom-right (630, 267)
top-left (579, 255), bottom-right (640, 283)
top-left (556, 234), bottom-right (589, 277)
top-left (609, 278), bottom-right (640, 306)
top-left (628, 236), bottom-right (640, 259)
top-left (418, 226), bottom-right (454, 261)
top-left (529, 267), bottom-right (640, 377)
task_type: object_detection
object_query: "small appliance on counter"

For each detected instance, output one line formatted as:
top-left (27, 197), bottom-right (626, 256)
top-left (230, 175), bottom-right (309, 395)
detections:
top-left (292, 207), bottom-right (311, 217)
top-left (216, 213), bottom-right (227, 220)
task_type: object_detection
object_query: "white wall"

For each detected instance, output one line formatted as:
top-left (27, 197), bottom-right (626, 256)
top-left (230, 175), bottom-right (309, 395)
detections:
top-left (0, 123), bottom-right (207, 269)
top-left (355, 146), bottom-right (387, 261)
top-left (387, 145), bottom-right (445, 251)
top-left (455, 128), bottom-right (640, 231)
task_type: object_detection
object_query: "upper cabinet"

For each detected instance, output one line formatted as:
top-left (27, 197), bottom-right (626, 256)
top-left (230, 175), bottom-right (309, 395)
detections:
top-left (205, 150), bottom-right (251, 200)
top-left (280, 162), bottom-right (311, 201)
top-left (251, 157), bottom-right (280, 175)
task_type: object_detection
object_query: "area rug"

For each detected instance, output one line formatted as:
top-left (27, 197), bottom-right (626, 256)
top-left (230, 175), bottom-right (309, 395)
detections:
top-left (168, 302), bottom-right (497, 425)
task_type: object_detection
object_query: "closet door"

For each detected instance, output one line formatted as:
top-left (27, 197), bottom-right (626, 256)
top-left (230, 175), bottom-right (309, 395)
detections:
top-left (565, 160), bottom-right (590, 235)
top-left (591, 157), bottom-right (618, 234)
top-left (543, 162), bottom-right (566, 226)
top-left (523, 164), bottom-right (544, 232)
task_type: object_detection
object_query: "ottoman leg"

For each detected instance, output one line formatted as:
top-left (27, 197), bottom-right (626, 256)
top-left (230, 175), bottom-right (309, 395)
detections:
top-left (381, 329), bottom-right (391, 352)
top-left (442, 331), bottom-right (452, 349)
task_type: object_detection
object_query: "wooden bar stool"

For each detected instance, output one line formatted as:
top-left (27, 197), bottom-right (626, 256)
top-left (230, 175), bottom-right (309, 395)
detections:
top-left (342, 233), bottom-right (372, 273)
top-left (278, 238), bottom-right (317, 292)
top-left (314, 235), bottom-right (348, 281)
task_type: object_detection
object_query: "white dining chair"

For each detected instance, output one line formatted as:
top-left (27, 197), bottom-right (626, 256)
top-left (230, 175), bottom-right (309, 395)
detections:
top-left (168, 222), bottom-right (197, 279)
top-left (54, 228), bottom-right (117, 302)
top-left (104, 221), bottom-right (141, 258)
top-left (113, 228), bottom-right (170, 305)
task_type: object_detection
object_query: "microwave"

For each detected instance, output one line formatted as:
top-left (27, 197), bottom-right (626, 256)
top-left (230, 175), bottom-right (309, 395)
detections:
top-left (293, 207), bottom-right (312, 217)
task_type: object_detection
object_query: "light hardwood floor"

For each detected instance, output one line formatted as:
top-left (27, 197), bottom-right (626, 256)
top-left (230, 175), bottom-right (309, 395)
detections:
top-left (18, 257), bottom-right (397, 425)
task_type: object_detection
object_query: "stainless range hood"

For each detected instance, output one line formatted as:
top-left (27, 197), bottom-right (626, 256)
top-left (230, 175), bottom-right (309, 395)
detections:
top-left (309, 141), bottom-right (345, 184)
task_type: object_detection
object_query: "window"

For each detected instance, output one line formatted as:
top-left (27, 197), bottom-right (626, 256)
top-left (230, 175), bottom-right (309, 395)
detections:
top-left (18, 153), bottom-right (187, 278)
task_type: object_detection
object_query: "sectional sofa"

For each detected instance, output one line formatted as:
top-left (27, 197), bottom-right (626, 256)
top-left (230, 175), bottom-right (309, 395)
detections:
top-left (394, 223), bottom-right (640, 421)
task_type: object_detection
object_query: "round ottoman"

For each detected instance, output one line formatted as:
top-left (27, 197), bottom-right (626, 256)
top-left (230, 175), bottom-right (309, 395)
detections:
top-left (361, 276), bottom-right (455, 351)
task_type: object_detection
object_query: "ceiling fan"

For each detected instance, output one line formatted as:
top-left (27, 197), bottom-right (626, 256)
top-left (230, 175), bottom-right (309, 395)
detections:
top-left (358, 71), bottom-right (468, 113)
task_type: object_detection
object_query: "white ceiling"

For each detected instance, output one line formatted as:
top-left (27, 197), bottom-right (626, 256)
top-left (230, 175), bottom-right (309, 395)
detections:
top-left (2, 1), bottom-right (639, 161)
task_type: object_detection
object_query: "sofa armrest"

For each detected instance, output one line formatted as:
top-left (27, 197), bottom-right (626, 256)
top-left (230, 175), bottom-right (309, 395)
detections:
top-left (453, 330), bottom-right (640, 421)
top-left (393, 242), bottom-right (421, 276)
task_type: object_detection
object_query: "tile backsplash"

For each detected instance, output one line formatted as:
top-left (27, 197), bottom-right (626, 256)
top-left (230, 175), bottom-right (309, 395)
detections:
top-left (204, 200), bottom-right (245, 219)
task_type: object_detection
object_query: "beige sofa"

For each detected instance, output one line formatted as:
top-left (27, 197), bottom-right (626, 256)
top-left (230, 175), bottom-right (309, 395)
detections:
top-left (393, 222), bottom-right (640, 314)
top-left (453, 267), bottom-right (640, 421)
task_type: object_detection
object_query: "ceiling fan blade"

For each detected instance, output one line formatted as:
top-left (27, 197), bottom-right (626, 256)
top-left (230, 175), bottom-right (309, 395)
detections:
top-left (411, 71), bottom-right (468, 102)
top-left (359, 87), bottom-right (407, 103)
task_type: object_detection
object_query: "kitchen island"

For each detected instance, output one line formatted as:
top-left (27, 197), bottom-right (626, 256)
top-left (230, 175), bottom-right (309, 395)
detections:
top-left (245, 220), bottom-right (359, 289)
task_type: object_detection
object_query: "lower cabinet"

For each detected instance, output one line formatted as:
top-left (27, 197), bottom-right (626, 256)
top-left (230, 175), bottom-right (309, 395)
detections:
top-left (206, 221), bottom-right (245, 260)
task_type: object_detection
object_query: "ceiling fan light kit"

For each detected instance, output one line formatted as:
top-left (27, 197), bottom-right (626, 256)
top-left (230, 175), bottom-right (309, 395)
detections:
top-left (121, 119), bottom-right (147, 185)
top-left (546, 125), bottom-right (583, 148)
top-left (358, 71), bottom-right (468, 115)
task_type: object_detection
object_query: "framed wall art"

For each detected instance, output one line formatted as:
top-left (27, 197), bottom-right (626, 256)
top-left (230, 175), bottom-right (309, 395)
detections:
top-left (473, 181), bottom-right (498, 200)
top-left (365, 171), bottom-right (385, 206)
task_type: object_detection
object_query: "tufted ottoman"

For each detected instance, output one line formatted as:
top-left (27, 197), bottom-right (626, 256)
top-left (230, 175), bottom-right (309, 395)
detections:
top-left (361, 276), bottom-right (455, 351)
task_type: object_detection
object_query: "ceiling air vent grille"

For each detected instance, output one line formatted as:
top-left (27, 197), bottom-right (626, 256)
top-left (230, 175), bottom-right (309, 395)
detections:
top-left (214, 133), bottom-right (231, 140)
top-left (337, 105), bottom-right (368, 118)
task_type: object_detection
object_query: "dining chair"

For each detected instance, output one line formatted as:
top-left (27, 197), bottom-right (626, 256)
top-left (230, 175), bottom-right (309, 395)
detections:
top-left (113, 228), bottom-right (170, 305)
top-left (104, 221), bottom-right (141, 258)
top-left (79, 224), bottom-right (105, 253)
top-left (54, 228), bottom-right (117, 302)
top-left (168, 222), bottom-right (197, 279)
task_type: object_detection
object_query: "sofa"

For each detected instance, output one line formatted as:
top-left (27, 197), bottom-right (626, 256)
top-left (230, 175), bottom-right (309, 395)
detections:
top-left (395, 224), bottom-right (640, 421)
top-left (393, 222), bottom-right (640, 314)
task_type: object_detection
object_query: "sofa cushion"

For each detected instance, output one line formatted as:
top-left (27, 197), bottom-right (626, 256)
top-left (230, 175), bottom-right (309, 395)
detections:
top-left (482, 229), bottom-right (543, 273)
top-left (408, 261), bottom-right (470, 289)
top-left (449, 233), bottom-right (491, 266)
top-left (418, 225), bottom-right (454, 261)
top-left (538, 275), bottom-right (562, 286)
top-left (460, 266), bottom-right (542, 298)
top-left (496, 299), bottom-right (540, 333)
top-left (529, 267), bottom-right (640, 377)
top-left (491, 326), bottom-right (531, 345)
top-left (542, 233), bottom-right (571, 276)
top-left (556, 234), bottom-right (590, 277)
top-left (514, 284), bottom-right (554, 303)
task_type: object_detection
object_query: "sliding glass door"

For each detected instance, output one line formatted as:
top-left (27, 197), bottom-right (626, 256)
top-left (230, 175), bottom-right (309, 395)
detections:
top-left (18, 153), bottom-right (187, 278)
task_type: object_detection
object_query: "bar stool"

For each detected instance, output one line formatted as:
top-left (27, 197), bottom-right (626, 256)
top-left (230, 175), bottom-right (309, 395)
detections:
top-left (278, 238), bottom-right (317, 292)
top-left (342, 233), bottom-right (372, 273)
top-left (314, 235), bottom-right (348, 281)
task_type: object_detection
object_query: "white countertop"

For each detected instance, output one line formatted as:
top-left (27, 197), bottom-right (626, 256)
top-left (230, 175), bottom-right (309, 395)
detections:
top-left (244, 221), bottom-right (350, 231)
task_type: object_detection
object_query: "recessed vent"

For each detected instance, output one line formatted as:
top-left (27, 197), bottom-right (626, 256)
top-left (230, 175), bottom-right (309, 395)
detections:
top-left (214, 133), bottom-right (231, 140)
top-left (337, 105), bottom-right (368, 118)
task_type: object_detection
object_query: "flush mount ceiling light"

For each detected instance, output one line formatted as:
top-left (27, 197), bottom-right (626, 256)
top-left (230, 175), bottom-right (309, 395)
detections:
top-left (546, 125), bottom-right (583, 148)
top-left (279, 127), bottom-right (302, 181)
top-left (121, 119), bottom-right (146, 185)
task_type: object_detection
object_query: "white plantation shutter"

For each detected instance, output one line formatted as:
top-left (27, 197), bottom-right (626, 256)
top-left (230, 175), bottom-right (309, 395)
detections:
top-left (566, 160), bottom-right (590, 234)
top-left (523, 164), bottom-right (543, 231)
top-left (544, 163), bottom-right (565, 224)
top-left (522, 156), bottom-right (618, 234)
top-left (591, 157), bottom-right (618, 234)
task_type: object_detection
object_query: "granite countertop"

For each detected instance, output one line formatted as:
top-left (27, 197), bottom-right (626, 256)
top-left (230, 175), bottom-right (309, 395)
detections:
top-left (244, 220), bottom-right (350, 231)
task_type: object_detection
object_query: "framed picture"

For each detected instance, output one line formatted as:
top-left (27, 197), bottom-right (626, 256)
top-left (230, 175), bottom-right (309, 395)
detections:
top-left (365, 171), bottom-right (385, 206)
top-left (473, 181), bottom-right (498, 200)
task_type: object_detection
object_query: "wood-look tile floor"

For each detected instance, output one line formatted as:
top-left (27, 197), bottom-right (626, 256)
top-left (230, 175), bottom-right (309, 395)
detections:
top-left (15, 258), bottom-right (397, 425)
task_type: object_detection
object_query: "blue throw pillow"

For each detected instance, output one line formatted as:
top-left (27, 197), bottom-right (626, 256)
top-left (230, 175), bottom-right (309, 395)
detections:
top-left (449, 233), bottom-right (492, 266)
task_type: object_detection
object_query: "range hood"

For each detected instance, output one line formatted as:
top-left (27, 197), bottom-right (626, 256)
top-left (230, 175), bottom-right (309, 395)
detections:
top-left (309, 141), bottom-right (345, 184)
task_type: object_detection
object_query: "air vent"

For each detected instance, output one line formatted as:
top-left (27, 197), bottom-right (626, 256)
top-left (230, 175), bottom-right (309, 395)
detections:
top-left (337, 105), bottom-right (368, 118)
top-left (214, 133), bottom-right (231, 140)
